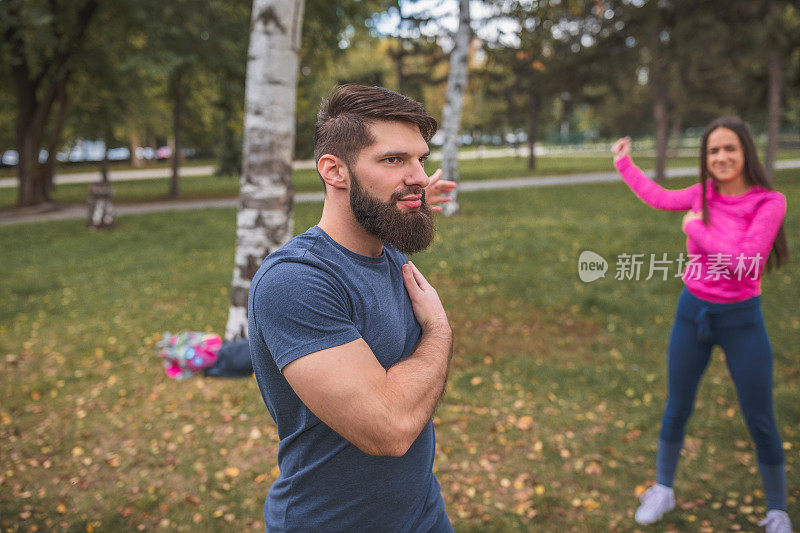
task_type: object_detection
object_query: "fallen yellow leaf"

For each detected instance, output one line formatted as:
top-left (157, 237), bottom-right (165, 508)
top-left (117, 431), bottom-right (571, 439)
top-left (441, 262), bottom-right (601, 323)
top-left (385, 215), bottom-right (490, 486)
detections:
top-left (515, 416), bottom-right (534, 431)
top-left (582, 498), bottom-right (600, 511)
top-left (513, 501), bottom-right (532, 515)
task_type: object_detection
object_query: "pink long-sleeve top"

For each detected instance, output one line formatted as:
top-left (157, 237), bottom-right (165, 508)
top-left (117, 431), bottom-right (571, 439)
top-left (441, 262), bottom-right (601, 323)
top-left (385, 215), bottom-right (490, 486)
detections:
top-left (614, 155), bottom-right (786, 303)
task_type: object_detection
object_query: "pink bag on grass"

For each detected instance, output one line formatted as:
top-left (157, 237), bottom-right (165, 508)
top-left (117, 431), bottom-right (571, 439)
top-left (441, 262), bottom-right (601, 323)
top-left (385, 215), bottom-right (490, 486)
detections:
top-left (157, 332), bottom-right (222, 379)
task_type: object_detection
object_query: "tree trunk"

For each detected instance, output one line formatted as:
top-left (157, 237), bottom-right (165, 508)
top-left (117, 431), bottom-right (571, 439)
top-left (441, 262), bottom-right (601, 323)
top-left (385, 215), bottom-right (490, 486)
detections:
top-left (5, 0), bottom-right (98, 207)
top-left (652, 98), bottom-right (668, 183)
top-left (169, 68), bottom-right (184, 198)
top-left (217, 76), bottom-right (242, 177)
top-left (15, 115), bottom-right (45, 207)
top-left (527, 93), bottom-right (539, 171)
top-left (649, 25), bottom-right (668, 183)
top-left (392, 45), bottom-right (406, 95)
top-left (87, 182), bottom-right (115, 228)
top-left (42, 77), bottom-right (69, 198)
top-left (224, 0), bottom-right (305, 342)
top-left (765, 49), bottom-right (781, 179)
top-left (100, 145), bottom-right (110, 185)
top-left (440, 0), bottom-right (470, 217)
top-left (88, 146), bottom-right (115, 229)
top-left (668, 116), bottom-right (681, 157)
top-left (130, 133), bottom-right (144, 167)
top-left (14, 72), bottom-right (57, 207)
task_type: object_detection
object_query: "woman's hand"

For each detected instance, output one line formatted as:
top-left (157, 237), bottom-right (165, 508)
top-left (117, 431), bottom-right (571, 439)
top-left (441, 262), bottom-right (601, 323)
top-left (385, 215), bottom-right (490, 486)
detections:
top-left (611, 137), bottom-right (631, 162)
top-left (425, 169), bottom-right (457, 213)
top-left (682, 210), bottom-right (703, 232)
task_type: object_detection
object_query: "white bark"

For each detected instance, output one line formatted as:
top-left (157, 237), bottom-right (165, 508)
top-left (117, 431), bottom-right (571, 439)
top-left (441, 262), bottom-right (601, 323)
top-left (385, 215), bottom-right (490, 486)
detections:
top-left (440, 0), bottom-right (471, 217)
top-left (225, 0), bottom-right (305, 342)
top-left (87, 182), bottom-right (115, 228)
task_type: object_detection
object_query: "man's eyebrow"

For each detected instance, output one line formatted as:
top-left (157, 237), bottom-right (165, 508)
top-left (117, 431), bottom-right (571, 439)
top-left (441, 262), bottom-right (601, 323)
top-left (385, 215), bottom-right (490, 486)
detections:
top-left (375, 150), bottom-right (430, 159)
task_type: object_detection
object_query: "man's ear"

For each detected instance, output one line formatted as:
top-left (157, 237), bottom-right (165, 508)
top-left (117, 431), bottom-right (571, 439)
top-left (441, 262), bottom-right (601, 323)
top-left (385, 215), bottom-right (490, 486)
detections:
top-left (317, 155), bottom-right (348, 191)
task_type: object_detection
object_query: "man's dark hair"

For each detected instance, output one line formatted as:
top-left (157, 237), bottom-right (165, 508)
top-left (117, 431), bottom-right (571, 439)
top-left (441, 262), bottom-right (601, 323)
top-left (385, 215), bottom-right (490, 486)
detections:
top-left (314, 85), bottom-right (438, 173)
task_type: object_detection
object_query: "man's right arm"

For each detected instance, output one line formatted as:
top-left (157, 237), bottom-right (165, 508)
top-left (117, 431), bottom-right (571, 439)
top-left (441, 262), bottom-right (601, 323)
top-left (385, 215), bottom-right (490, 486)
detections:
top-left (282, 261), bottom-right (452, 457)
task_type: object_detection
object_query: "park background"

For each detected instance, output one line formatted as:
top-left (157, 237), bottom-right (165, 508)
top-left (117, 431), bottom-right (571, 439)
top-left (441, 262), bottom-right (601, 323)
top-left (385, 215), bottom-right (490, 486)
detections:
top-left (1, 0), bottom-right (799, 531)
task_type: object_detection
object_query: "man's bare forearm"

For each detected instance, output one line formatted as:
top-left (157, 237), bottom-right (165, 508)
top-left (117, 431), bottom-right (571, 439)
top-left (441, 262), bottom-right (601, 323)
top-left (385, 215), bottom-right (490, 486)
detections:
top-left (383, 322), bottom-right (453, 449)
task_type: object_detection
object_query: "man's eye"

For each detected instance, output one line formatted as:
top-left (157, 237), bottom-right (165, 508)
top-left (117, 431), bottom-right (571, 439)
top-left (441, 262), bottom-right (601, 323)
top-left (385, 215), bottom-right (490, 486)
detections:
top-left (384, 157), bottom-right (399, 164)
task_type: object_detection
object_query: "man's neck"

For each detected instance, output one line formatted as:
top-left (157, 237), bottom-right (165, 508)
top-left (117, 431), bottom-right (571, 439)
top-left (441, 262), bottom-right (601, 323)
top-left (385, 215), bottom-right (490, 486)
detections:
top-left (318, 200), bottom-right (384, 257)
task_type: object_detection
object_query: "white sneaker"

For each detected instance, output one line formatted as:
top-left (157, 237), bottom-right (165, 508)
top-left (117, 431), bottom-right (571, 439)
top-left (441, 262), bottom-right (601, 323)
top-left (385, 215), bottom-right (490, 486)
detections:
top-left (635, 483), bottom-right (675, 525)
top-left (758, 510), bottom-right (792, 533)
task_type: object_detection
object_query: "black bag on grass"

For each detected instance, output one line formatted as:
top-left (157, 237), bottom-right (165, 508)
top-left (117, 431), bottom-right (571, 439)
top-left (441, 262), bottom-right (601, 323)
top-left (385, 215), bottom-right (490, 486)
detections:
top-left (203, 339), bottom-right (253, 378)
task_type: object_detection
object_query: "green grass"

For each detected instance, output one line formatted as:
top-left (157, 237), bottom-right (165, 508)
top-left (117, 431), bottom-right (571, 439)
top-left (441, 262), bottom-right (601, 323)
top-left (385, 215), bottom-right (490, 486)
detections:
top-left (1, 171), bottom-right (798, 531)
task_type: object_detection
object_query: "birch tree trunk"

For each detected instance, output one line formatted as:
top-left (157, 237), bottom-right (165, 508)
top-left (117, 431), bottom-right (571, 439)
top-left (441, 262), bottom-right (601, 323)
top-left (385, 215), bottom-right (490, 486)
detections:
top-left (224, 0), bottom-right (305, 342)
top-left (440, 0), bottom-right (470, 217)
top-left (88, 146), bottom-right (115, 229)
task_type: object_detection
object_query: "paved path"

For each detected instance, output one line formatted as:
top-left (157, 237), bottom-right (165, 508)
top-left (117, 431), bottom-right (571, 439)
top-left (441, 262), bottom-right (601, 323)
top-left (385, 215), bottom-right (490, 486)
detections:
top-left (0, 165), bottom-right (218, 189)
top-left (3, 160), bottom-right (799, 226)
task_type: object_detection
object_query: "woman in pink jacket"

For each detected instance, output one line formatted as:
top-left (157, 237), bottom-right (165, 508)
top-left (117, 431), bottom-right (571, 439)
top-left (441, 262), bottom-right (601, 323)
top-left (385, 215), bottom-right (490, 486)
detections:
top-left (611, 116), bottom-right (790, 532)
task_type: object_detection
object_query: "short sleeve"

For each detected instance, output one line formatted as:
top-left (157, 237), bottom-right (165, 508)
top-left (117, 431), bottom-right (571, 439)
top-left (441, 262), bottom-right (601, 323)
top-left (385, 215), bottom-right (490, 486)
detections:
top-left (251, 260), bottom-right (362, 371)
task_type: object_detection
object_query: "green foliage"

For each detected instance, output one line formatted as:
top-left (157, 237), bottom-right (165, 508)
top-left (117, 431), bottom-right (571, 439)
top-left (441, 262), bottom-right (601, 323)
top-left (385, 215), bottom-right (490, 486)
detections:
top-left (589, 0), bottom-right (800, 135)
top-left (294, 0), bottom-right (405, 158)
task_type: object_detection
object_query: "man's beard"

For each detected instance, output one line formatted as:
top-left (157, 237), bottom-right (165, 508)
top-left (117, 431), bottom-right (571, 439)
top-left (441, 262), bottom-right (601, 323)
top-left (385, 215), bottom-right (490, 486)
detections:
top-left (349, 169), bottom-right (435, 255)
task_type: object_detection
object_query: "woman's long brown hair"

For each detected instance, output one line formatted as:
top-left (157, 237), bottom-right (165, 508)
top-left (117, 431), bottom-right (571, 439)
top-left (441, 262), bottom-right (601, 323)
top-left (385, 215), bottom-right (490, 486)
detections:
top-left (699, 116), bottom-right (788, 271)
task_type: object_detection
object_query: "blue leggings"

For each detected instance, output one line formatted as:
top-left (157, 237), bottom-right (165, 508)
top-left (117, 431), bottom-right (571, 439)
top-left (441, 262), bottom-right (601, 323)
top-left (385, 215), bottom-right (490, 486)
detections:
top-left (656, 288), bottom-right (786, 509)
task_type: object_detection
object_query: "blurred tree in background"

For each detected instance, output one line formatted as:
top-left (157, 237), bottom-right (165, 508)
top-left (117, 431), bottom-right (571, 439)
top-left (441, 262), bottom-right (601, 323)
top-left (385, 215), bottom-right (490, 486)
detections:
top-left (1, 0), bottom-right (101, 206)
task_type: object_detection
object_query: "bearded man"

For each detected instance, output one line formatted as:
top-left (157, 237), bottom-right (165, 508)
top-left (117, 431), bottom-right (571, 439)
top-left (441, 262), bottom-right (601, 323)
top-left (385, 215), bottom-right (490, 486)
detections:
top-left (248, 85), bottom-right (457, 532)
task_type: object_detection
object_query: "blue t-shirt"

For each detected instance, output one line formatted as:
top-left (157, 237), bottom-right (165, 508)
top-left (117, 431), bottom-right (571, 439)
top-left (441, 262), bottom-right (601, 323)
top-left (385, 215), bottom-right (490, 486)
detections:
top-left (248, 225), bottom-right (450, 532)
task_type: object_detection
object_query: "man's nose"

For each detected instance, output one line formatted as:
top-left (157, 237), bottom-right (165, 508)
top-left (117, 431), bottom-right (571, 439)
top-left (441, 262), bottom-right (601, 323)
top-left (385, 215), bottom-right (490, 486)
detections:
top-left (404, 159), bottom-right (428, 188)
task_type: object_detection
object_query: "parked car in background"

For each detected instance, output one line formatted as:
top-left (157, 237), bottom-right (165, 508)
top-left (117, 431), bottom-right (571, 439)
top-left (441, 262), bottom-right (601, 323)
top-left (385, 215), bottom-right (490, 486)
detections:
top-left (2, 150), bottom-right (19, 166)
